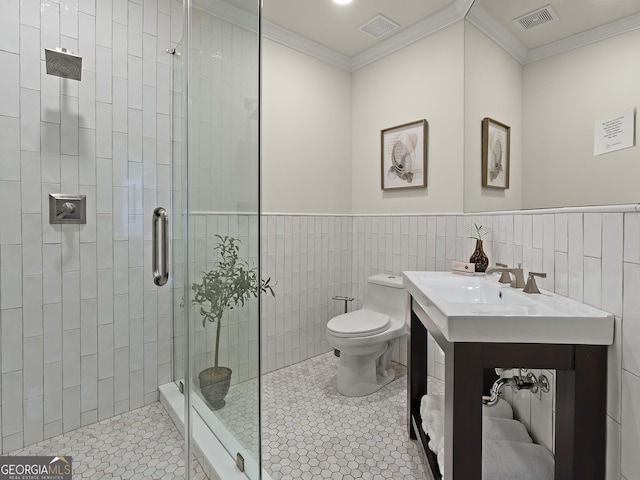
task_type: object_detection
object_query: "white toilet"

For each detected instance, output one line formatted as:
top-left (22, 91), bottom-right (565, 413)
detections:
top-left (326, 274), bottom-right (407, 397)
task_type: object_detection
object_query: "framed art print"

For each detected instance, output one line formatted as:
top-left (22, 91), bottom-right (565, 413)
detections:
top-left (381, 119), bottom-right (427, 190)
top-left (482, 117), bottom-right (510, 189)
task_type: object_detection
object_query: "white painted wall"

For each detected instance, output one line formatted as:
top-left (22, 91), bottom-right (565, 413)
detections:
top-left (464, 23), bottom-right (522, 213)
top-left (522, 29), bottom-right (640, 209)
top-left (262, 23), bottom-right (466, 215)
top-left (261, 39), bottom-right (353, 214)
top-left (263, 22), bottom-right (640, 215)
top-left (351, 22), bottom-right (466, 214)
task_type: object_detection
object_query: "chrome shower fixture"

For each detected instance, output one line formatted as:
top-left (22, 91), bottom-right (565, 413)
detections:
top-left (45, 47), bottom-right (82, 81)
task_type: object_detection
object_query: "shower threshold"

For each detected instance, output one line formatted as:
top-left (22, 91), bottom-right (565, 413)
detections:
top-left (159, 382), bottom-right (273, 480)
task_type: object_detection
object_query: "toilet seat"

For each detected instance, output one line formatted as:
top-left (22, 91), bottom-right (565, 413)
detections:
top-left (327, 310), bottom-right (391, 338)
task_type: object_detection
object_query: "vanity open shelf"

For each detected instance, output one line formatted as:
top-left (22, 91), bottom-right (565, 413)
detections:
top-left (402, 271), bottom-right (614, 480)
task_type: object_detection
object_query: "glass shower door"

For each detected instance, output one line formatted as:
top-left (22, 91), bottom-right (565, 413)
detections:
top-left (172, 1), bottom-right (262, 478)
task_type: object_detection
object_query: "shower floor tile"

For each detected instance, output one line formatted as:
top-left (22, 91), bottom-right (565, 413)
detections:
top-left (262, 352), bottom-right (445, 480)
top-left (8, 402), bottom-right (207, 479)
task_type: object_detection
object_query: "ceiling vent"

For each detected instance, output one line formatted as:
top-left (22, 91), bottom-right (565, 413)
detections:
top-left (358, 14), bottom-right (400, 39)
top-left (513, 5), bottom-right (559, 31)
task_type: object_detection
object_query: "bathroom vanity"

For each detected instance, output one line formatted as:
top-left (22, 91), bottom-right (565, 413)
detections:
top-left (402, 271), bottom-right (614, 480)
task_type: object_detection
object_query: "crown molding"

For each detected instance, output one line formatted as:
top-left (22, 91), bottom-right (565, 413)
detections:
top-left (262, 0), bottom-right (475, 72)
top-left (454, 0), bottom-right (476, 17)
top-left (466, 3), bottom-right (640, 65)
top-left (261, 20), bottom-right (353, 71)
top-left (526, 11), bottom-right (640, 63)
top-left (261, 1), bottom-right (640, 71)
top-left (465, 3), bottom-right (529, 64)
top-left (351, 1), bottom-right (471, 71)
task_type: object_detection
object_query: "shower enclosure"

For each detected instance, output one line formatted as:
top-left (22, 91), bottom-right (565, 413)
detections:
top-left (0, 0), bottom-right (260, 477)
top-left (169, 1), bottom-right (262, 478)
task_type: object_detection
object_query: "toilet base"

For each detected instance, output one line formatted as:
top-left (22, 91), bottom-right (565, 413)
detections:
top-left (335, 341), bottom-right (397, 397)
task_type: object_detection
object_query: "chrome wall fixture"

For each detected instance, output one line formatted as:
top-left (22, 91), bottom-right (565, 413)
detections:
top-left (332, 295), bottom-right (354, 314)
top-left (48, 194), bottom-right (87, 224)
top-left (44, 47), bottom-right (82, 81)
top-left (152, 207), bottom-right (169, 286)
top-left (482, 371), bottom-right (550, 406)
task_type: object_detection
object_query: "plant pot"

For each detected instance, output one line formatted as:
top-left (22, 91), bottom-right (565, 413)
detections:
top-left (198, 366), bottom-right (232, 410)
top-left (470, 239), bottom-right (489, 273)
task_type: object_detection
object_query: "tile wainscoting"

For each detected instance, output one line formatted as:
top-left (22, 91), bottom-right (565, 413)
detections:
top-left (263, 207), bottom-right (639, 480)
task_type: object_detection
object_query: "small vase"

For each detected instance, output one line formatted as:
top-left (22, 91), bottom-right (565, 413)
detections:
top-left (470, 240), bottom-right (489, 273)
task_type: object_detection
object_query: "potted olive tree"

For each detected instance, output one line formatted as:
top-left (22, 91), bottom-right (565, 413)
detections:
top-left (190, 234), bottom-right (274, 410)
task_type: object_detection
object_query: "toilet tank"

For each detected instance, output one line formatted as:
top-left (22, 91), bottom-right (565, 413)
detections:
top-left (362, 274), bottom-right (406, 320)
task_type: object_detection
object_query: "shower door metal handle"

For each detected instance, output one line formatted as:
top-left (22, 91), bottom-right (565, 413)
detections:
top-left (152, 207), bottom-right (169, 286)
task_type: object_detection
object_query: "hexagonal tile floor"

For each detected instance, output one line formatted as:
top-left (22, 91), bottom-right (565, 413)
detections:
top-left (7, 353), bottom-right (444, 480)
top-left (8, 402), bottom-right (207, 479)
top-left (261, 351), bottom-right (445, 480)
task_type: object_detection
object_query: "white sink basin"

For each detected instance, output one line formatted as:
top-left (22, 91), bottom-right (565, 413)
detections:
top-left (402, 271), bottom-right (614, 345)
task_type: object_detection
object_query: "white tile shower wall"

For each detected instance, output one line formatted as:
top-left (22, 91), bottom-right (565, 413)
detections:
top-left (188, 9), bottom-right (260, 217)
top-left (0, 0), bottom-right (181, 453)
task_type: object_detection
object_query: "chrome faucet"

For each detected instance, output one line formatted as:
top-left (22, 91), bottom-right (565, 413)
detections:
top-left (485, 265), bottom-right (525, 288)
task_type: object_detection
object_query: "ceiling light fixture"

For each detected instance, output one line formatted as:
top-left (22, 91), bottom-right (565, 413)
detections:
top-left (333, 0), bottom-right (352, 5)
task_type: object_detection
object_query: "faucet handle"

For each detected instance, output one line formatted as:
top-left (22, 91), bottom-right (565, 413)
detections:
top-left (494, 263), bottom-right (512, 284)
top-left (529, 271), bottom-right (547, 278)
top-left (523, 272), bottom-right (547, 294)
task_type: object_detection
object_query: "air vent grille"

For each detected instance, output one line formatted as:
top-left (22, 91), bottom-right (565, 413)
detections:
top-left (513, 5), bottom-right (558, 31)
top-left (358, 14), bottom-right (399, 39)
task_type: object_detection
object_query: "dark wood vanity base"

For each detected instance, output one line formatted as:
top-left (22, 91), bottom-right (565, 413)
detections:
top-left (409, 298), bottom-right (607, 480)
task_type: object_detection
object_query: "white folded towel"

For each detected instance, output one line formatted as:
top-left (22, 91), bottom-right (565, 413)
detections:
top-left (437, 447), bottom-right (445, 479)
top-left (482, 440), bottom-right (554, 480)
top-left (419, 395), bottom-right (551, 480)
top-left (438, 440), bottom-right (554, 480)
top-left (482, 398), bottom-right (513, 419)
top-left (421, 394), bottom-right (514, 420)
top-left (482, 417), bottom-right (532, 443)
top-left (420, 394), bottom-right (444, 420)
top-left (421, 401), bottom-right (528, 445)
top-left (425, 410), bottom-right (444, 452)
top-left (420, 395), bottom-right (445, 455)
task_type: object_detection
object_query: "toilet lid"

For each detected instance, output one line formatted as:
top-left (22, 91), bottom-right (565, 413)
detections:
top-left (327, 310), bottom-right (391, 338)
